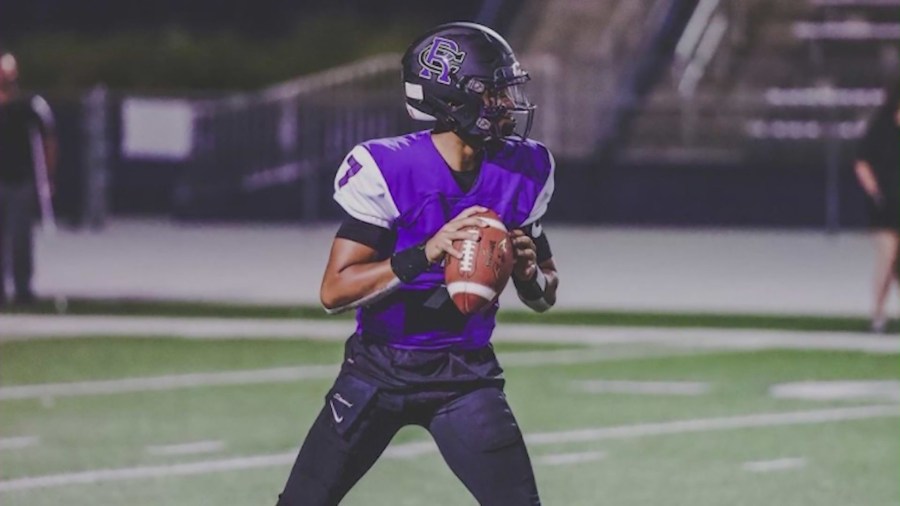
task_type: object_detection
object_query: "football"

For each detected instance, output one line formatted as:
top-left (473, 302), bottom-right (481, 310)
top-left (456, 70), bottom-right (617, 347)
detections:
top-left (444, 209), bottom-right (515, 315)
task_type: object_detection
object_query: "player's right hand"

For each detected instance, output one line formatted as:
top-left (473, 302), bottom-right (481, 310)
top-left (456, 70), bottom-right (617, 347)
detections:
top-left (424, 205), bottom-right (489, 263)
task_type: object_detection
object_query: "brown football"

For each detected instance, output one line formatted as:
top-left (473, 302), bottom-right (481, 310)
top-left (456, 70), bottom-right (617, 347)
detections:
top-left (444, 209), bottom-right (515, 315)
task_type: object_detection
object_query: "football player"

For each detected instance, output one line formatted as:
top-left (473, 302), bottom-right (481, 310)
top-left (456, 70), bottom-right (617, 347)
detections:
top-left (277, 22), bottom-right (558, 506)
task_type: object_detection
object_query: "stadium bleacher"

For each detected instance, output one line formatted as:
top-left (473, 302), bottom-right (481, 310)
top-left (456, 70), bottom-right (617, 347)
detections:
top-left (56, 0), bottom-right (898, 226)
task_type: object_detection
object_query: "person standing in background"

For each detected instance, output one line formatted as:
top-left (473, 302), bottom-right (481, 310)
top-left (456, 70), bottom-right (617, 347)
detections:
top-left (854, 86), bottom-right (899, 333)
top-left (276, 22), bottom-right (557, 505)
top-left (0, 51), bottom-right (58, 306)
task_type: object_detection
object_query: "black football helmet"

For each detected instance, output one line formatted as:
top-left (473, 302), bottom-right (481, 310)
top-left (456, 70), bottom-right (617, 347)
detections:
top-left (401, 22), bottom-right (534, 144)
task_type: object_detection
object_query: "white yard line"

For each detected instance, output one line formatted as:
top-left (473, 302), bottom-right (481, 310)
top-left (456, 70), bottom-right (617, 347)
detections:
top-left (535, 451), bottom-right (607, 466)
top-left (499, 346), bottom-right (706, 367)
top-left (382, 441), bottom-right (437, 459)
top-left (0, 348), bottom-right (706, 401)
top-left (1, 315), bottom-right (897, 354)
top-left (0, 405), bottom-right (894, 492)
top-left (573, 380), bottom-right (711, 396)
top-left (770, 381), bottom-right (900, 402)
top-left (496, 324), bottom-right (899, 355)
top-left (742, 457), bottom-right (807, 473)
top-left (0, 315), bottom-right (351, 341)
top-left (524, 405), bottom-right (898, 445)
top-left (0, 366), bottom-right (339, 401)
top-left (0, 436), bottom-right (39, 451)
top-left (1, 322), bottom-right (894, 401)
top-left (0, 453), bottom-right (293, 492)
top-left (145, 440), bottom-right (225, 457)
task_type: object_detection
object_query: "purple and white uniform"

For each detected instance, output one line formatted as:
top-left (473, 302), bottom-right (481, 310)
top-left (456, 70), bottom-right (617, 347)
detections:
top-left (333, 130), bottom-right (555, 351)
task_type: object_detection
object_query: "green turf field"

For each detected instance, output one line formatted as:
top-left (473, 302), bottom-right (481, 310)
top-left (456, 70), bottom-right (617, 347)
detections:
top-left (1, 297), bottom-right (891, 333)
top-left (1, 316), bottom-right (897, 505)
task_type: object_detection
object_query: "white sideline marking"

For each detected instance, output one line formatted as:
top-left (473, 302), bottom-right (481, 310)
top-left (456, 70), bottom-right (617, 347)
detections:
top-left (573, 380), bottom-right (710, 396)
top-left (0, 405), bottom-right (894, 492)
top-left (742, 457), bottom-right (807, 473)
top-left (0, 348), bottom-right (704, 402)
top-left (0, 436), bottom-right (39, 450)
top-left (525, 405), bottom-right (898, 445)
top-left (0, 453), bottom-right (293, 492)
top-left (495, 324), bottom-right (900, 355)
top-left (0, 366), bottom-right (338, 401)
top-left (0, 316), bottom-right (352, 341)
top-left (1, 315), bottom-right (897, 355)
top-left (145, 440), bottom-right (225, 456)
top-left (535, 451), bottom-right (606, 466)
top-left (770, 381), bottom-right (900, 402)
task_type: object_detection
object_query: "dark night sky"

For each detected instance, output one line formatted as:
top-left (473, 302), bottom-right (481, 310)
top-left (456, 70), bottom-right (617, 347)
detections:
top-left (0, 0), bottom-right (484, 40)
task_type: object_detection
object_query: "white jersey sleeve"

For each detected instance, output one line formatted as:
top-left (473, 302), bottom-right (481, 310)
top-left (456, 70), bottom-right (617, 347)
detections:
top-left (522, 148), bottom-right (555, 227)
top-left (333, 145), bottom-right (400, 229)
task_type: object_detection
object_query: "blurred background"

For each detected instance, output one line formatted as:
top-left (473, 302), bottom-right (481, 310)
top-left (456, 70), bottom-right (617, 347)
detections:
top-left (3, 0), bottom-right (897, 227)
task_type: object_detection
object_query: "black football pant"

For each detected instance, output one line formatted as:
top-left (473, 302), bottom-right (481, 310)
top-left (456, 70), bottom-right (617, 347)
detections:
top-left (276, 373), bottom-right (540, 505)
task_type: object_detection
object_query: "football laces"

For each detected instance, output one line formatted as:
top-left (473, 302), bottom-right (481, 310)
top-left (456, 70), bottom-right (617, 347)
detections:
top-left (459, 238), bottom-right (477, 273)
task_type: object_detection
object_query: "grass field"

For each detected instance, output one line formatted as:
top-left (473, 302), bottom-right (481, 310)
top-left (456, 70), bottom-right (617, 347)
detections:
top-left (1, 304), bottom-right (897, 505)
top-left (1, 297), bottom-right (892, 332)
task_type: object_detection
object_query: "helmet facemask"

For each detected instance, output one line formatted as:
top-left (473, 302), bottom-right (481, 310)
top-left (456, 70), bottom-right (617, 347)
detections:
top-left (454, 65), bottom-right (535, 144)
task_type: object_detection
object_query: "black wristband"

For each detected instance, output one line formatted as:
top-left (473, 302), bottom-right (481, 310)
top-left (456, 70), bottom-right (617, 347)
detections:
top-left (513, 270), bottom-right (545, 301)
top-left (390, 245), bottom-right (431, 283)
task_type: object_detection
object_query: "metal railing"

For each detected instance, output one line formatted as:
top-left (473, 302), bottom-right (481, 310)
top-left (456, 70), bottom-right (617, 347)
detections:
top-left (178, 54), bottom-right (410, 220)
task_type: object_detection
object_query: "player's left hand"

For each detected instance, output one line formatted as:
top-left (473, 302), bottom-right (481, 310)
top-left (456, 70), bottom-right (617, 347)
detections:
top-left (510, 229), bottom-right (537, 281)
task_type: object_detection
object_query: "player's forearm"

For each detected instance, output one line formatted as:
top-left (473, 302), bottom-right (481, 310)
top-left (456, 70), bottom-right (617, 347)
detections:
top-left (320, 259), bottom-right (398, 311)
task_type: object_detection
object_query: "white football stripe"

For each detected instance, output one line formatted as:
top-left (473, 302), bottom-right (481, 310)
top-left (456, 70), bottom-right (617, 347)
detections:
top-left (446, 281), bottom-right (497, 300)
top-left (478, 217), bottom-right (507, 232)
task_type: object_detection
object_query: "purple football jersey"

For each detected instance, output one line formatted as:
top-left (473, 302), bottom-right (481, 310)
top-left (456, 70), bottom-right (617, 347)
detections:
top-left (332, 130), bottom-right (555, 350)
